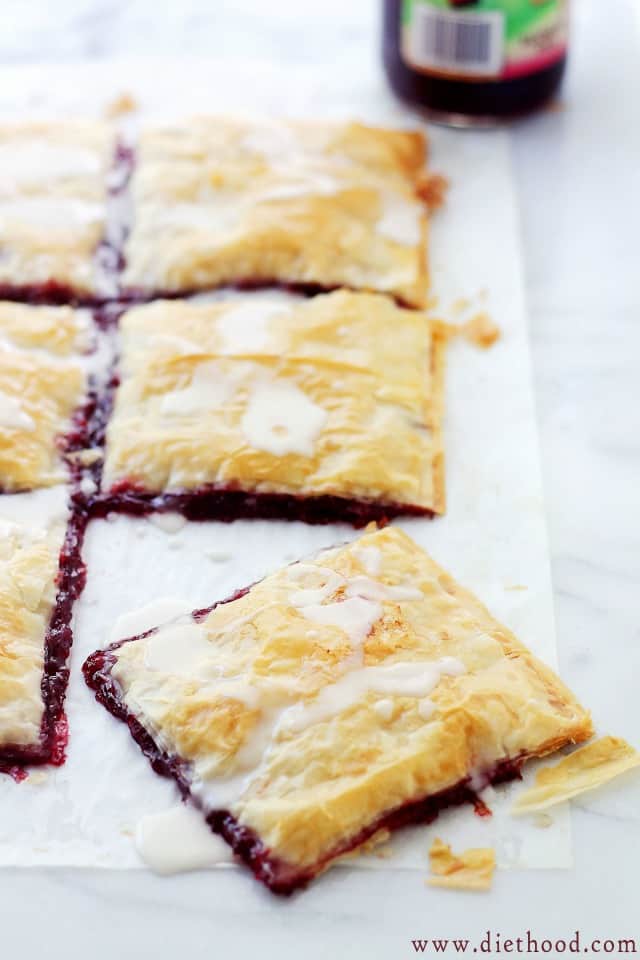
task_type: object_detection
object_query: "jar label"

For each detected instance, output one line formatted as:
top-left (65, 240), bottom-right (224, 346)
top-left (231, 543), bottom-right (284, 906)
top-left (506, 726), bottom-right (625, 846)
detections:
top-left (401, 0), bottom-right (568, 81)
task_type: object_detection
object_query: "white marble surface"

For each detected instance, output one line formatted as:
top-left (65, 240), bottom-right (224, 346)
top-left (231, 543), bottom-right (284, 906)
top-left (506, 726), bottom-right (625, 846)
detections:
top-left (0, 0), bottom-right (638, 957)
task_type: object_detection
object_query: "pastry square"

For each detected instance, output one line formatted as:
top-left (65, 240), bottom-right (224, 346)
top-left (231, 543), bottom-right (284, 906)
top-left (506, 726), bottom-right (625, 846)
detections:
top-left (83, 526), bottom-right (592, 894)
top-left (99, 290), bottom-right (446, 525)
top-left (0, 301), bottom-right (90, 492)
top-left (0, 121), bottom-right (116, 301)
top-left (122, 118), bottom-right (431, 307)
top-left (0, 516), bottom-right (69, 769)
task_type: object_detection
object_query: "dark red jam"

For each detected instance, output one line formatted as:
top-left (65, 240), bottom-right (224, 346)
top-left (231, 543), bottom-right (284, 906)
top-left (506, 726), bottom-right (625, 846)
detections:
top-left (383, 0), bottom-right (567, 126)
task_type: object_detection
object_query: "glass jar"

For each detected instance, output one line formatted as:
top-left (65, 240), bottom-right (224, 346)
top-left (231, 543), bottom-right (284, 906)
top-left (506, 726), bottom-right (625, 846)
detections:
top-left (382, 0), bottom-right (569, 127)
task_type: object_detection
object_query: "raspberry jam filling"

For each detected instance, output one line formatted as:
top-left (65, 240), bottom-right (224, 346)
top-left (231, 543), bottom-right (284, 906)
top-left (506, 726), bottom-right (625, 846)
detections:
top-left (118, 280), bottom-right (415, 310)
top-left (89, 484), bottom-right (433, 529)
top-left (0, 508), bottom-right (88, 773)
top-left (82, 592), bottom-right (525, 896)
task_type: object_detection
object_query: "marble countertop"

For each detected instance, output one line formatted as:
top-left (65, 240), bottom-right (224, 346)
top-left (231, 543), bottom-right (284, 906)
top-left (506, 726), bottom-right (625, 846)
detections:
top-left (1, 0), bottom-right (638, 956)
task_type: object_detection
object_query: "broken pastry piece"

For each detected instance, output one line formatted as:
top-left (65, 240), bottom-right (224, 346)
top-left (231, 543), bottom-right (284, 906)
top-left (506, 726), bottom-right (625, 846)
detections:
top-left (512, 736), bottom-right (640, 815)
top-left (0, 122), bottom-right (116, 301)
top-left (428, 838), bottom-right (495, 891)
top-left (0, 516), bottom-right (69, 769)
top-left (83, 525), bottom-right (592, 895)
top-left (0, 302), bottom-right (90, 492)
top-left (98, 290), bottom-right (446, 525)
top-left (460, 312), bottom-right (500, 349)
top-left (122, 118), bottom-right (432, 306)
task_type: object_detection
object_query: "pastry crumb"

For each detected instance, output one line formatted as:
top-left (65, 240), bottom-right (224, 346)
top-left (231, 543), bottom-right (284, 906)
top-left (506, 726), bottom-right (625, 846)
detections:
top-left (427, 837), bottom-right (495, 891)
top-left (505, 584), bottom-right (528, 592)
top-left (68, 447), bottom-right (103, 467)
top-left (512, 736), bottom-right (640, 815)
top-left (339, 829), bottom-right (392, 862)
top-left (418, 172), bottom-right (449, 212)
top-left (105, 92), bottom-right (138, 118)
top-left (451, 296), bottom-right (471, 316)
top-left (434, 309), bottom-right (500, 350)
top-left (533, 812), bottom-right (554, 829)
top-left (462, 312), bottom-right (501, 349)
top-left (425, 294), bottom-right (440, 312)
top-left (26, 769), bottom-right (48, 785)
top-left (361, 829), bottom-right (392, 856)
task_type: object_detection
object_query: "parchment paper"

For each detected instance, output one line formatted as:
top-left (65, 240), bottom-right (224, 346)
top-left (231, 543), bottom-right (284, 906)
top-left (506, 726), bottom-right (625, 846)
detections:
top-left (0, 60), bottom-right (571, 872)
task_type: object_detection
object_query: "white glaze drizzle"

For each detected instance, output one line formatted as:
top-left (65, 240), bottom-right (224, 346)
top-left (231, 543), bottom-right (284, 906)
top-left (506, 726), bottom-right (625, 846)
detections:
top-left (240, 380), bottom-right (327, 456)
top-left (157, 198), bottom-right (241, 235)
top-left (216, 299), bottom-right (290, 354)
top-left (241, 121), bottom-right (300, 160)
top-left (135, 804), bottom-right (234, 875)
top-left (144, 621), bottom-right (213, 676)
top-left (160, 361), bottom-right (233, 416)
top-left (352, 544), bottom-right (382, 577)
top-left (418, 698), bottom-right (436, 721)
top-left (0, 390), bottom-right (35, 431)
top-left (0, 197), bottom-right (103, 228)
top-left (148, 512), bottom-right (187, 535)
top-left (108, 597), bottom-right (192, 645)
top-left (345, 575), bottom-right (423, 602)
top-left (373, 699), bottom-right (394, 722)
top-left (296, 596), bottom-right (383, 652)
top-left (79, 475), bottom-right (97, 497)
top-left (253, 172), bottom-right (342, 204)
top-left (277, 657), bottom-right (465, 735)
top-left (376, 194), bottom-right (422, 246)
top-left (0, 142), bottom-right (101, 182)
top-left (287, 563), bottom-right (345, 606)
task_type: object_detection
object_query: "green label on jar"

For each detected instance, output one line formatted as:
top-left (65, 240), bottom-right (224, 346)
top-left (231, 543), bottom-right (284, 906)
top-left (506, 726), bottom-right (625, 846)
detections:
top-left (401, 0), bottom-right (568, 80)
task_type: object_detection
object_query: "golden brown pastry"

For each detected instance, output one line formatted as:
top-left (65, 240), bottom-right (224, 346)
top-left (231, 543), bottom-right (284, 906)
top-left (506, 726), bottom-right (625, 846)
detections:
top-left (101, 290), bottom-right (446, 523)
top-left (83, 525), bottom-right (592, 894)
top-left (0, 301), bottom-right (88, 492)
top-left (122, 117), bottom-right (431, 306)
top-left (0, 518), bottom-right (64, 756)
top-left (0, 121), bottom-right (114, 297)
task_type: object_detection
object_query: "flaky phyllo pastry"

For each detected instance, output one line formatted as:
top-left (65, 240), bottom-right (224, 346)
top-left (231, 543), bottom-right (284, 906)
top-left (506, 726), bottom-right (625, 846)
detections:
top-left (0, 121), bottom-right (115, 298)
top-left (83, 526), bottom-right (592, 894)
top-left (0, 302), bottom-right (90, 492)
top-left (100, 290), bottom-right (446, 524)
top-left (428, 838), bottom-right (495, 891)
top-left (0, 518), bottom-right (65, 766)
top-left (122, 117), bottom-right (432, 306)
top-left (512, 736), bottom-right (640, 814)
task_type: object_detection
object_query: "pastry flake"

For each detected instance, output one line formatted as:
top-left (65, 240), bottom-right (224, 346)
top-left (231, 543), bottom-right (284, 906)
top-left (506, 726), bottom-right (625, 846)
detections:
top-left (100, 290), bottom-right (446, 523)
top-left (427, 837), bottom-right (495, 891)
top-left (122, 117), bottom-right (431, 306)
top-left (0, 518), bottom-right (64, 759)
top-left (0, 302), bottom-right (89, 492)
top-left (83, 525), bottom-right (592, 894)
top-left (0, 121), bottom-right (115, 298)
top-left (511, 736), bottom-right (640, 815)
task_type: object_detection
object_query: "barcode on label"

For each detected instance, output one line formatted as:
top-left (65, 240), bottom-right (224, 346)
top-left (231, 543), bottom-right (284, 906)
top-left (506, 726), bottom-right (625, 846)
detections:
top-left (406, 7), bottom-right (504, 77)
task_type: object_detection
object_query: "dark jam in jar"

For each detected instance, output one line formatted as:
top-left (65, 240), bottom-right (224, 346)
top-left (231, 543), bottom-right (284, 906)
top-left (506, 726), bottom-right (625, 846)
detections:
top-left (383, 0), bottom-right (568, 126)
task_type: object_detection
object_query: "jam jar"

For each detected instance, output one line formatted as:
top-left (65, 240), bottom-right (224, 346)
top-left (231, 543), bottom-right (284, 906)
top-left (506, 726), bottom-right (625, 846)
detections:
top-left (383, 0), bottom-right (569, 126)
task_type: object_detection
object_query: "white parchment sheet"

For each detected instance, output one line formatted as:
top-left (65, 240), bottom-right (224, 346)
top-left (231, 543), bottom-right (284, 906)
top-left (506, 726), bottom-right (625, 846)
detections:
top-left (0, 61), bottom-right (571, 872)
